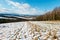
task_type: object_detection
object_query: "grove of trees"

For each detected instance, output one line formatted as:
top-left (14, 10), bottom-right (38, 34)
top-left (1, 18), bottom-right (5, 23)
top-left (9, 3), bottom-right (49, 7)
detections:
top-left (36, 7), bottom-right (60, 21)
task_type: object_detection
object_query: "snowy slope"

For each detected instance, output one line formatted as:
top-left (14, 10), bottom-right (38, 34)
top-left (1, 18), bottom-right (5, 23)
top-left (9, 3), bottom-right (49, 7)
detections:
top-left (0, 21), bottom-right (60, 40)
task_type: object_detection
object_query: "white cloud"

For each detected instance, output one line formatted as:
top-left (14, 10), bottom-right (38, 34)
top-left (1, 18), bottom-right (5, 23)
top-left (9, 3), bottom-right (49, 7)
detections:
top-left (0, 8), bottom-right (13, 13)
top-left (0, 0), bottom-right (41, 15)
top-left (0, 8), bottom-right (8, 13)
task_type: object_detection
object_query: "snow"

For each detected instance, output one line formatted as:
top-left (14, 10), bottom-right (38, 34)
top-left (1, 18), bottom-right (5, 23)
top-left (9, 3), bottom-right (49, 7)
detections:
top-left (0, 21), bottom-right (60, 40)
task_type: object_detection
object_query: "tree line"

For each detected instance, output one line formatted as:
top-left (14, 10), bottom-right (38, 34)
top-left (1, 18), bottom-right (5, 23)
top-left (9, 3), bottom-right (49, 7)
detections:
top-left (35, 7), bottom-right (60, 21)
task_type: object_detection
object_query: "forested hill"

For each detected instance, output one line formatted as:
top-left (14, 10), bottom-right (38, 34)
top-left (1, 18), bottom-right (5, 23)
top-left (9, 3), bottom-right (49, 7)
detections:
top-left (36, 7), bottom-right (60, 21)
top-left (0, 7), bottom-right (60, 23)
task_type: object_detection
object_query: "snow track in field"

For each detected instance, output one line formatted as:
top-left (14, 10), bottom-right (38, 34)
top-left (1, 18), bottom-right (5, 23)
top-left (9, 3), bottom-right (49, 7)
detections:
top-left (0, 21), bottom-right (60, 40)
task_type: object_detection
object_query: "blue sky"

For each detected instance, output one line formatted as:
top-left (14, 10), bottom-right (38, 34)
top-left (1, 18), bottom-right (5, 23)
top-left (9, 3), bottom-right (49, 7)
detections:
top-left (12, 0), bottom-right (60, 11)
top-left (0, 0), bottom-right (60, 15)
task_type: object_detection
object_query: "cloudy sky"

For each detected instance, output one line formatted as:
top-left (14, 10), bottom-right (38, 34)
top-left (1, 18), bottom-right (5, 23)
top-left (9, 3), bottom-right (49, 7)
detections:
top-left (0, 0), bottom-right (60, 15)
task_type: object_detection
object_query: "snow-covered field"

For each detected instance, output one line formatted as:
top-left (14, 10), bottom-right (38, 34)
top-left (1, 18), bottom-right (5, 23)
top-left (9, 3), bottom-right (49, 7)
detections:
top-left (0, 21), bottom-right (60, 40)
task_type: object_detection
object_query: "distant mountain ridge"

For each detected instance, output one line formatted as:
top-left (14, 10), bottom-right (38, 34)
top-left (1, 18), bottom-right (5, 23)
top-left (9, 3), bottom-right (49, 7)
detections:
top-left (0, 7), bottom-right (60, 23)
top-left (0, 13), bottom-right (27, 17)
top-left (0, 13), bottom-right (36, 23)
top-left (0, 13), bottom-right (39, 17)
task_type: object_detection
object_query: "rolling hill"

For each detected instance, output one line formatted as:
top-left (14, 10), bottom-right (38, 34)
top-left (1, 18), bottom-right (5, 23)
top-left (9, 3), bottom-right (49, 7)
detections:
top-left (36, 7), bottom-right (60, 21)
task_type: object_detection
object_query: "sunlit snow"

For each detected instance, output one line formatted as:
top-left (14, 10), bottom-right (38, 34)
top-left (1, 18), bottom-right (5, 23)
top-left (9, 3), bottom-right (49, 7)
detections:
top-left (0, 21), bottom-right (60, 40)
